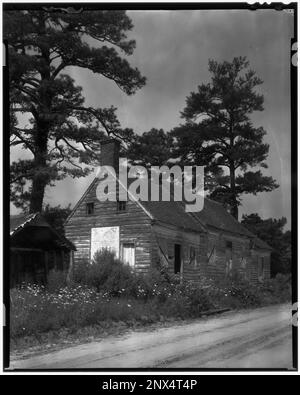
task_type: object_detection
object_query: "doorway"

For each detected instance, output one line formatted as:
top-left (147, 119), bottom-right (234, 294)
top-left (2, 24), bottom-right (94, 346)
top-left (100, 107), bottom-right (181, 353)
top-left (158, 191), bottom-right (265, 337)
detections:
top-left (174, 244), bottom-right (181, 274)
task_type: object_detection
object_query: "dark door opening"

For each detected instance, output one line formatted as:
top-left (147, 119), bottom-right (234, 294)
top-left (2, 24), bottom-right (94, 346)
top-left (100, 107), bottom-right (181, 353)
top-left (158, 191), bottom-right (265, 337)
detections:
top-left (174, 244), bottom-right (181, 274)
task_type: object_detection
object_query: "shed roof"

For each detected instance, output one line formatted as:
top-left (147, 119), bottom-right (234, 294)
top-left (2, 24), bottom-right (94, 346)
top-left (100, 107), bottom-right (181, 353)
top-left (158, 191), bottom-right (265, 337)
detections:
top-left (138, 185), bottom-right (271, 249)
top-left (10, 213), bottom-right (76, 250)
top-left (142, 200), bottom-right (206, 233)
top-left (192, 198), bottom-right (254, 237)
top-left (252, 236), bottom-right (273, 251)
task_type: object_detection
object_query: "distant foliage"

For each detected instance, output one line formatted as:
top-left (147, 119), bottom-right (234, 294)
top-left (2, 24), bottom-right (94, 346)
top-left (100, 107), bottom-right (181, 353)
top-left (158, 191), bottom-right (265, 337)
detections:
top-left (42, 204), bottom-right (72, 236)
top-left (125, 128), bottom-right (173, 168)
top-left (241, 213), bottom-right (291, 276)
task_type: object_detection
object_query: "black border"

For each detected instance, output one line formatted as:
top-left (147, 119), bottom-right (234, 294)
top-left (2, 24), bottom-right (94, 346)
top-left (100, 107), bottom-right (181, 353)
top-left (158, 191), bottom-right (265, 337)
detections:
top-left (291, 7), bottom-right (298, 371)
top-left (3, 2), bottom-right (298, 373)
top-left (2, 2), bottom-right (297, 11)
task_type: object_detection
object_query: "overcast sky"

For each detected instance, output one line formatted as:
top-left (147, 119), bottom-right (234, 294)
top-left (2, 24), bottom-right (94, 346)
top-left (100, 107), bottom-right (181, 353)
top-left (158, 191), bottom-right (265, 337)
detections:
top-left (11, 9), bottom-right (294, 227)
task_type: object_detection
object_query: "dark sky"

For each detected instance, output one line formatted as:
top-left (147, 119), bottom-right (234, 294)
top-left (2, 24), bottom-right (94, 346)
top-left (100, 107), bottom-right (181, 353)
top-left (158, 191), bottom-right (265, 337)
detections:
top-left (11, 9), bottom-right (294, 227)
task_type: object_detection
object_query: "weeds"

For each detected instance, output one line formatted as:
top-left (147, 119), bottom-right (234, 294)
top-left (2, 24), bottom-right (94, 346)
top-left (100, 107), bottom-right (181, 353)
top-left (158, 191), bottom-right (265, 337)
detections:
top-left (10, 251), bottom-right (291, 347)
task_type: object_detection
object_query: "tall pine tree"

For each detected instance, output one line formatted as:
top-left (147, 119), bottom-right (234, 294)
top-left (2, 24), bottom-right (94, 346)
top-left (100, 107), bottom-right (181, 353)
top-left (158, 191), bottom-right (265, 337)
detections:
top-left (172, 57), bottom-right (278, 219)
top-left (5, 9), bottom-right (146, 212)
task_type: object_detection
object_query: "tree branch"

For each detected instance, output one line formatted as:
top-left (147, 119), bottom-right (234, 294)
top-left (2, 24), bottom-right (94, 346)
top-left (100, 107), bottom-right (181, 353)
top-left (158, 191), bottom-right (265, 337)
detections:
top-left (12, 129), bottom-right (35, 154)
top-left (51, 61), bottom-right (66, 80)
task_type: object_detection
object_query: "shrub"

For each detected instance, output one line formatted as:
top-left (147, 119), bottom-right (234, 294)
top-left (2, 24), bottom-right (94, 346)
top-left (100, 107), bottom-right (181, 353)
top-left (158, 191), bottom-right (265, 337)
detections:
top-left (209, 276), bottom-right (263, 308)
top-left (182, 283), bottom-right (215, 313)
top-left (88, 249), bottom-right (134, 294)
top-left (126, 269), bottom-right (176, 301)
top-left (72, 259), bottom-right (90, 285)
top-left (73, 249), bottom-right (137, 295)
top-left (260, 273), bottom-right (291, 303)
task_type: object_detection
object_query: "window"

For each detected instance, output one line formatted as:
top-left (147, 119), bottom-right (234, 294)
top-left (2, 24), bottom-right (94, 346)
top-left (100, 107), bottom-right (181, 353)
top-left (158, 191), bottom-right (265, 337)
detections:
top-left (226, 241), bottom-right (233, 250)
top-left (86, 202), bottom-right (94, 215)
top-left (240, 257), bottom-right (247, 269)
top-left (225, 241), bottom-right (233, 276)
top-left (117, 201), bottom-right (127, 212)
top-left (189, 246), bottom-right (196, 266)
top-left (122, 243), bottom-right (135, 267)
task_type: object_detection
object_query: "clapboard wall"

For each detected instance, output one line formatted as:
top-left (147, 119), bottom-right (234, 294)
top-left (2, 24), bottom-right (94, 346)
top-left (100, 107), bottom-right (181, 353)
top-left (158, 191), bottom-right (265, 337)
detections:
top-left (151, 223), bottom-right (208, 282)
top-left (65, 178), bottom-right (154, 274)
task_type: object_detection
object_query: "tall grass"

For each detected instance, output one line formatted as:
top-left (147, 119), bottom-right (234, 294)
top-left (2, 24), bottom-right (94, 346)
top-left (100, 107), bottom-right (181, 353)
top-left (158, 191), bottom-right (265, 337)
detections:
top-left (10, 250), bottom-right (291, 342)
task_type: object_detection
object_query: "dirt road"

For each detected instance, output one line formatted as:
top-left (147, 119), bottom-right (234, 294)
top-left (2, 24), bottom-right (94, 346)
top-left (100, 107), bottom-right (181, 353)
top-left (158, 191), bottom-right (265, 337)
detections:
top-left (10, 304), bottom-right (294, 369)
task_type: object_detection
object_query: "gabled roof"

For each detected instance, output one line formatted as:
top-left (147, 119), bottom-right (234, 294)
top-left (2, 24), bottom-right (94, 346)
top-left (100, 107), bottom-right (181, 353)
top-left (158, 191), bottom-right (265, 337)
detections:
top-left (65, 175), bottom-right (205, 233)
top-left (65, 178), bottom-right (98, 224)
top-left (10, 212), bottom-right (76, 250)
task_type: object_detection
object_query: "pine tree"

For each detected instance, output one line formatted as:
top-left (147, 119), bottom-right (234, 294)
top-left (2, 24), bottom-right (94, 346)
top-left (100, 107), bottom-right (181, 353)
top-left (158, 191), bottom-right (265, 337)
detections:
top-left (5, 9), bottom-right (146, 212)
top-left (125, 128), bottom-right (172, 167)
top-left (172, 57), bottom-right (278, 219)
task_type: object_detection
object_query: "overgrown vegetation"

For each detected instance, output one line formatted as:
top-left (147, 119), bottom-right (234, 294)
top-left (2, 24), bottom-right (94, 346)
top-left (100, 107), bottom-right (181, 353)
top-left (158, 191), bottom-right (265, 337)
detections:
top-left (11, 250), bottom-right (291, 350)
top-left (241, 213), bottom-right (291, 276)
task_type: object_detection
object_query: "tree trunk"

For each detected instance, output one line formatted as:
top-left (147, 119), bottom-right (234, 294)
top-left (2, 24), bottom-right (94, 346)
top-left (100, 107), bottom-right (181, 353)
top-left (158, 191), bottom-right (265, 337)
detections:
top-left (229, 162), bottom-right (238, 220)
top-left (29, 170), bottom-right (47, 213)
top-left (29, 120), bottom-right (49, 213)
top-left (29, 25), bottom-right (51, 214)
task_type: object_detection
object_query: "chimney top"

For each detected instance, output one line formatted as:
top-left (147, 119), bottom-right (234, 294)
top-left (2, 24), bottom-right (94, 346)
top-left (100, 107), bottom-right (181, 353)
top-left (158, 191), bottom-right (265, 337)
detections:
top-left (100, 138), bottom-right (121, 170)
top-left (100, 137), bottom-right (121, 147)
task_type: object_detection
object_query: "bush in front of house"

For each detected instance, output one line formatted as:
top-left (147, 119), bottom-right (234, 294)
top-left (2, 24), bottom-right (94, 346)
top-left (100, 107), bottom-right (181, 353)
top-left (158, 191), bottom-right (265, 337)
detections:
top-left (72, 250), bottom-right (178, 302)
top-left (73, 249), bottom-right (135, 295)
top-left (124, 268), bottom-right (178, 302)
top-left (225, 281), bottom-right (262, 308)
top-left (211, 273), bottom-right (292, 309)
top-left (259, 273), bottom-right (292, 304)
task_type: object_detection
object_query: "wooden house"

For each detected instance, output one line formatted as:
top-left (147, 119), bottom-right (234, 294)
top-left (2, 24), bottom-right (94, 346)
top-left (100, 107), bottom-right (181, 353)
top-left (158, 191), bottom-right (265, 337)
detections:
top-left (65, 139), bottom-right (272, 284)
top-left (10, 213), bottom-right (76, 287)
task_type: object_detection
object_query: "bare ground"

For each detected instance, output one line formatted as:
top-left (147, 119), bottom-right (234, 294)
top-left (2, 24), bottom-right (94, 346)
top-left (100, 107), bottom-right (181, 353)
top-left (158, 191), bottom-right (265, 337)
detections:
top-left (9, 303), bottom-right (294, 370)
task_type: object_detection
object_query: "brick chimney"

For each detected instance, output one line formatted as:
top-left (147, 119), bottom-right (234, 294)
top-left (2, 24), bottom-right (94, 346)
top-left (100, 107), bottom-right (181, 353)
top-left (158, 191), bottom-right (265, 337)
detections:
top-left (100, 138), bottom-right (121, 171)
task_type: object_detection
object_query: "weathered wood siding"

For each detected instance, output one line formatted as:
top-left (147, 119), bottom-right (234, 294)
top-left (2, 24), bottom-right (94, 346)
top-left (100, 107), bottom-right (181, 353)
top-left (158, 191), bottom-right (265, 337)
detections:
top-left (203, 229), bottom-right (257, 281)
top-left (151, 223), bottom-right (207, 281)
top-left (65, 179), bottom-right (153, 273)
top-left (65, 178), bottom-right (271, 283)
